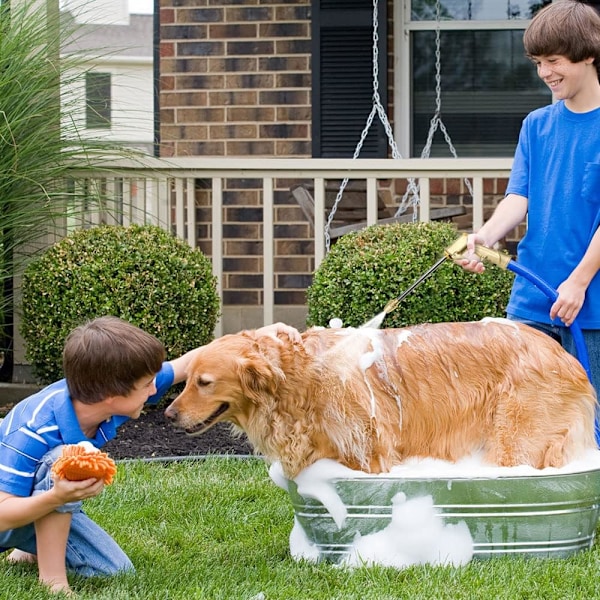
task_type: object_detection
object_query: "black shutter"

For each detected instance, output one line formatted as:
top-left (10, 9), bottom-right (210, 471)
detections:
top-left (312, 0), bottom-right (388, 158)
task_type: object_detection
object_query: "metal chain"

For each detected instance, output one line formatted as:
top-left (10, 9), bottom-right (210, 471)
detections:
top-left (325, 0), bottom-right (472, 252)
top-left (413, 0), bottom-right (473, 195)
top-left (325, 0), bottom-right (419, 252)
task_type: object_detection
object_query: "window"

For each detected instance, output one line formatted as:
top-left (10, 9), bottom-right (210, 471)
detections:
top-left (313, 1), bottom-right (578, 159)
top-left (311, 0), bottom-right (388, 158)
top-left (396, 1), bottom-right (553, 157)
top-left (86, 72), bottom-right (111, 129)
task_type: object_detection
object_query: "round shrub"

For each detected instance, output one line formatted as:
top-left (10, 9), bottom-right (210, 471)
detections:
top-left (306, 221), bottom-right (514, 328)
top-left (20, 224), bottom-right (220, 383)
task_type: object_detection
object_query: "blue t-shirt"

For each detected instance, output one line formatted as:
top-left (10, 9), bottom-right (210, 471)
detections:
top-left (506, 100), bottom-right (600, 328)
top-left (0, 362), bottom-right (174, 497)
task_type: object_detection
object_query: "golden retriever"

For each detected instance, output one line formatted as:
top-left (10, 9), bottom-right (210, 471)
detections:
top-left (164, 320), bottom-right (598, 478)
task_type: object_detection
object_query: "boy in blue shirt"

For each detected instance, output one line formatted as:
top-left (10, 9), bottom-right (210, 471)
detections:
top-left (461, 0), bottom-right (600, 396)
top-left (0, 315), bottom-right (298, 594)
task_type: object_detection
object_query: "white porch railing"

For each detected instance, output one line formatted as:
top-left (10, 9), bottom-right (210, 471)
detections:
top-left (67, 157), bottom-right (513, 335)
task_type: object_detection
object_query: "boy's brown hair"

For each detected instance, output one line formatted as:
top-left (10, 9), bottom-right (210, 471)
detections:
top-left (524, 0), bottom-right (600, 79)
top-left (63, 316), bottom-right (165, 403)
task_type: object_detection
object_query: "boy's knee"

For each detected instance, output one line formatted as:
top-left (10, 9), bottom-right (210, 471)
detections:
top-left (67, 544), bottom-right (135, 577)
top-left (32, 446), bottom-right (82, 513)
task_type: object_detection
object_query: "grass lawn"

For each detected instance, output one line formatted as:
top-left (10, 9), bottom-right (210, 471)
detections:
top-left (2, 457), bottom-right (600, 599)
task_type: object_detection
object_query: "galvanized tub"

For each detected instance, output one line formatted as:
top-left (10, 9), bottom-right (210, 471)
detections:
top-left (284, 464), bottom-right (600, 563)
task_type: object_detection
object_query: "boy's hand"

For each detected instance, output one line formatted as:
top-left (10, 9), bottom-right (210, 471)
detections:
top-left (551, 277), bottom-right (587, 326)
top-left (256, 322), bottom-right (302, 344)
top-left (51, 475), bottom-right (105, 504)
top-left (51, 444), bottom-right (117, 485)
top-left (456, 233), bottom-right (486, 273)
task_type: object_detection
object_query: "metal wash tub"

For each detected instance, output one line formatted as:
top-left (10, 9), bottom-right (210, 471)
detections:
top-left (286, 467), bottom-right (600, 563)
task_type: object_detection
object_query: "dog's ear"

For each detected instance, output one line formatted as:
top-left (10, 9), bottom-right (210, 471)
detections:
top-left (236, 350), bottom-right (285, 402)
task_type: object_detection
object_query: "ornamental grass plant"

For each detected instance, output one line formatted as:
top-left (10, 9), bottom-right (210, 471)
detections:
top-left (0, 457), bottom-right (599, 599)
top-left (0, 2), bottom-right (143, 373)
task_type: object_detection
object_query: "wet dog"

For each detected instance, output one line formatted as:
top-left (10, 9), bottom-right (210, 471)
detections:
top-left (165, 320), bottom-right (598, 478)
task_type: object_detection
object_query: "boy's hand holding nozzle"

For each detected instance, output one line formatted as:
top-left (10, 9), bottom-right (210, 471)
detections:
top-left (449, 233), bottom-right (511, 273)
top-left (456, 233), bottom-right (487, 273)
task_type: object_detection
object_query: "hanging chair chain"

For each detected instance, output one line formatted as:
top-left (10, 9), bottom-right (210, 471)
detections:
top-left (418, 0), bottom-right (473, 197)
top-left (325, 0), bottom-right (420, 251)
top-left (324, 0), bottom-right (472, 252)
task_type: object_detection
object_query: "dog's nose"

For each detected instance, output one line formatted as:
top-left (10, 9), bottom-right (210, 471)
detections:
top-left (164, 405), bottom-right (177, 422)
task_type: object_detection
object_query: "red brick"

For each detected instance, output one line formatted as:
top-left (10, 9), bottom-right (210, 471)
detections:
top-left (209, 24), bottom-right (258, 38)
top-left (177, 107), bottom-right (225, 122)
top-left (210, 124), bottom-right (258, 139)
top-left (274, 257), bottom-right (311, 272)
top-left (175, 141), bottom-right (225, 155)
top-left (225, 240), bottom-right (263, 255)
top-left (177, 8), bottom-right (221, 24)
top-left (160, 42), bottom-right (175, 58)
top-left (160, 76), bottom-right (175, 91)
top-left (209, 90), bottom-right (258, 106)
top-left (162, 91), bottom-right (208, 107)
top-left (259, 22), bottom-right (309, 37)
top-left (177, 74), bottom-right (225, 90)
top-left (259, 56), bottom-right (309, 71)
top-left (227, 106), bottom-right (275, 122)
top-left (226, 140), bottom-right (275, 155)
top-left (160, 8), bottom-right (175, 24)
top-left (275, 140), bottom-right (311, 157)
top-left (209, 57), bottom-right (258, 72)
top-left (276, 106), bottom-right (310, 121)
top-left (223, 291), bottom-right (260, 305)
top-left (446, 178), bottom-right (462, 195)
top-left (225, 6), bottom-right (272, 21)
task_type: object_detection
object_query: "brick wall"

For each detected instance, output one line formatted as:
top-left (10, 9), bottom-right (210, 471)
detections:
top-left (159, 1), bottom-right (518, 325)
top-left (159, 1), bottom-right (314, 317)
top-left (159, 1), bottom-right (311, 158)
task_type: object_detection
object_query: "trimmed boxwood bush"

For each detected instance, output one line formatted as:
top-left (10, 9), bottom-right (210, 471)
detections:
top-left (307, 221), bottom-right (514, 328)
top-left (20, 224), bottom-right (220, 383)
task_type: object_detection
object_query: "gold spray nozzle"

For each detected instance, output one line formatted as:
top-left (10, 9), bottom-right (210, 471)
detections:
top-left (444, 233), bottom-right (470, 259)
top-left (472, 244), bottom-right (512, 269)
top-left (383, 298), bottom-right (400, 314)
top-left (444, 234), bottom-right (512, 270)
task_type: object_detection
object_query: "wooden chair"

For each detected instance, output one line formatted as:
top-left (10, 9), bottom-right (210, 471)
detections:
top-left (290, 182), bottom-right (466, 240)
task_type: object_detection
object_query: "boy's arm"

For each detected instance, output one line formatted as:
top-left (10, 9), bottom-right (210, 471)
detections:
top-left (0, 477), bottom-right (104, 531)
top-left (550, 226), bottom-right (600, 326)
top-left (168, 347), bottom-right (204, 386)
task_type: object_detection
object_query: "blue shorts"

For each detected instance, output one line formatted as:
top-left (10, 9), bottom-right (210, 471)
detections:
top-left (0, 445), bottom-right (133, 577)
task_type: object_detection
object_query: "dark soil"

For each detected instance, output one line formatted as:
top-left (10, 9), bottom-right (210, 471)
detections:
top-left (103, 402), bottom-right (253, 460)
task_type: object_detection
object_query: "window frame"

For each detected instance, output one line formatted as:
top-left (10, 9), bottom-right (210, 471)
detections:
top-left (394, 1), bottom-right (536, 158)
top-left (85, 71), bottom-right (112, 130)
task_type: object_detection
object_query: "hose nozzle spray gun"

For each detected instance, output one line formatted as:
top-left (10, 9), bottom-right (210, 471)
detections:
top-left (381, 233), bottom-right (510, 316)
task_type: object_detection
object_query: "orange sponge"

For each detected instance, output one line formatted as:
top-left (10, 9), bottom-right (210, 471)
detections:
top-left (52, 444), bottom-right (117, 485)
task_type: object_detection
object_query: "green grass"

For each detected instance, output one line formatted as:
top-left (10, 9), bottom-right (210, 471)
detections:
top-left (2, 457), bottom-right (600, 599)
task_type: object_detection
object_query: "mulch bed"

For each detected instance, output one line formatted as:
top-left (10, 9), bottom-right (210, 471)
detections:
top-left (103, 402), bottom-right (253, 460)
